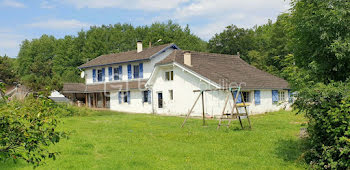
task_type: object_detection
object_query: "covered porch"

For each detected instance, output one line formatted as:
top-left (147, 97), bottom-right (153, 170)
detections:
top-left (61, 81), bottom-right (147, 109)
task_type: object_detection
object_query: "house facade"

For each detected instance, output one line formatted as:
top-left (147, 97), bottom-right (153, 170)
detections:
top-left (62, 42), bottom-right (292, 116)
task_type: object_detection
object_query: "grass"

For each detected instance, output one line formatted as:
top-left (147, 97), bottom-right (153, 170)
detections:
top-left (1, 110), bottom-right (307, 169)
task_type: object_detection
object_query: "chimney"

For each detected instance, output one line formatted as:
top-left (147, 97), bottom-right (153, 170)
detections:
top-left (184, 51), bottom-right (192, 66)
top-left (137, 40), bottom-right (143, 53)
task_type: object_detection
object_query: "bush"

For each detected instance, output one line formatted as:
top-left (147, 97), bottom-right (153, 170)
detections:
top-left (294, 82), bottom-right (350, 169)
top-left (0, 96), bottom-right (68, 167)
top-left (52, 103), bottom-right (96, 117)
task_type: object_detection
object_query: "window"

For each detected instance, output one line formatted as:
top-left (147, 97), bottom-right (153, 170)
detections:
top-left (242, 92), bottom-right (250, 102)
top-left (123, 92), bottom-right (128, 103)
top-left (133, 65), bottom-right (140, 78)
top-left (169, 90), bottom-right (173, 100)
top-left (143, 91), bottom-right (149, 103)
top-left (97, 69), bottom-right (103, 82)
top-left (114, 67), bottom-right (121, 80)
top-left (165, 71), bottom-right (174, 81)
top-left (279, 91), bottom-right (285, 101)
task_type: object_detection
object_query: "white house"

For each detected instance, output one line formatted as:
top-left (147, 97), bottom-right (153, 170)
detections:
top-left (62, 42), bottom-right (292, 116)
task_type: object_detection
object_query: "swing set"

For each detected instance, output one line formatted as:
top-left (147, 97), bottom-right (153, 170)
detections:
top-left (181, 86), bottom-right (252, 130)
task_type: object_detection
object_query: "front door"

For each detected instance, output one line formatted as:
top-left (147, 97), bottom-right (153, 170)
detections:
top-left (158, 92), bottom-right (163, 108)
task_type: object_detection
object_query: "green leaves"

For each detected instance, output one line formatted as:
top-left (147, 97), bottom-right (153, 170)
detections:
top-left (289, 0), bottom-right (350, 82)
top-left (294, 82), bottom-right (350, 169)
top-left (0, 96), bottom-right (68, 167)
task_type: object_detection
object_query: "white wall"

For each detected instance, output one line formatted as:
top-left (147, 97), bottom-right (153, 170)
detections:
top-left (149, 65), bottom-right (292, 116)
top-left (84, 48), bottom-right (174, 85)
top-left (110, 90), bottom-right (153, 113)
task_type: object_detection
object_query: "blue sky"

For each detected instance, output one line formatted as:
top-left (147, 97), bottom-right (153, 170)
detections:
top-left (0, 0), bottom-right (290, 58)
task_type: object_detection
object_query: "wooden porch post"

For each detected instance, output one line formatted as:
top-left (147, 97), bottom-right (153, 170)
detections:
top-left (85, 93), bottom-right (88, 107)
top-left (102, 92), bottom-right (106, 108)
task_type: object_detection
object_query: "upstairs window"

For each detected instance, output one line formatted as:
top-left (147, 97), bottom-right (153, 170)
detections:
top-left (165, 71), bottom-right (174, 81)
top-left (97, 68), bottom-right (105, 82)
top-left (114, 66), bottom-right (122, 80)
top-left (133, 65), bottom-right (140, 78)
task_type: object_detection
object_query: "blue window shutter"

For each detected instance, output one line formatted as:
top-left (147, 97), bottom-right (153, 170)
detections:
top-left (272, 90), bottom-right (278, 103)
top-left (233, 91), bottom-right (242, 103)
top-left (139, 63), bottom-right (143, 78)
top-left (288, 90), bottom-right (293, 103)
top-left (238, 93), bottom-right (242, 103)
top-left (92, 69), bottom-right (96, 82)
top-left (119, 66), bottom-right (123, 80)
top-left (108, 67), bottom-right (112, 81)
top-left (254, 90), bottom-right (261, 105)
top-left (127, 64), bottom-right (132, 79)
top-left (148, 90), bottom-right (151, 104)
top-left (101, 68), bottom-right (105, 81)
top-left (127, 91), bottom-right (130, 104)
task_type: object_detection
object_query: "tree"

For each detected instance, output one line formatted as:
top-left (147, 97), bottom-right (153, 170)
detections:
top-left (289, 0), bottom-right (350, 82)
top-left (0, 96), bottom-right (68, 167)
top-left (208, 25), bottom-right (254, 62)
top-left (16, 21), bottom-right (207, 92)
top-left (17, 35), bottom-right (60, 93)
top-left (0, 55), bottom-right (17, 85)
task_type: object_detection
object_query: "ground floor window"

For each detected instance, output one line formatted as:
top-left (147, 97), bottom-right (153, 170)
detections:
top-left (143, 91), bottom-right (149, 103)
top-left (169, 90), bottom-right (173, 100)
top-left (242, 92), bottom-right (250, 102)
top-left (279, 91), bottom-right (285, 101)
top-left (123, 92), bottom-right (128, 103)
top-left (158, 92), bottom-right (163, 108)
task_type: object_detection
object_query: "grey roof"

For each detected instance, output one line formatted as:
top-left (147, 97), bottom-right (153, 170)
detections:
top-left (157, 50), bottom-right (289, 90)
top-left (79, 43), bottom-right (179, 69)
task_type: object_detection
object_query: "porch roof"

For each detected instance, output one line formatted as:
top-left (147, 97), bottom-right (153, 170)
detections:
top-left (62, 81), bottom-right (147, 93)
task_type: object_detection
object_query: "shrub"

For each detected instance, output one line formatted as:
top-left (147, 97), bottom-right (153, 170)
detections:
top-left (0, 96), bottom-right (68, 167)
top-left (294, 82), bottom-right (350, 169)
top-left (52, 103), bottom-right (97, 117)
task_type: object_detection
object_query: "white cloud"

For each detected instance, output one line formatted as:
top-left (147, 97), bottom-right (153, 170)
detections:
top-left (40, 0), bottom-right (55, 9)
top-left (61, 0), bottom-right (189, 11)
top-left (28, 19), bottom-right (91, 30)
top-left (0, 29), bottom-right (25, 57)
top-left (173, 0), bottom-right (291, 40)
top-left (1, 0), bottom-right (26, 8)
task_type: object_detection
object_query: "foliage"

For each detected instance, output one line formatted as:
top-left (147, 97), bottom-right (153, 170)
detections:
top-left (208, 14), bottom-right (292, 78)
top-left (53, 103), bottom-right (97, 117)
top-left (17, 36), bottom-right (62, 93)
top-left (208, 25), bottom-right (254, 62)
top-left (0, 55), bottom-right (17, 85)
top-left (17, 21), bottom-right (207, 93)
top-left (289, 0), bottom-right (350, 82)
top-left (0, 96), bottom-right (68, 167)
top-left (0, 82), bottom-right (6, 103)
top-left (293, 82), bottom-right (350, 169)
top-left (0, 110), bottom-right (306, 169)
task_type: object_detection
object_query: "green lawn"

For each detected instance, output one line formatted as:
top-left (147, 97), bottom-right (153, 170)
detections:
top-left (1, 110), bottom-right (307, 169)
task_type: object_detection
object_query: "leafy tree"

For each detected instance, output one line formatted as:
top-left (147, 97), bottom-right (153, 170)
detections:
top-left (17, 35), bottom-right (61, 93)
top-left (0, 96), bottom-right (68, 167)
top-left (208, 25), bottom-right (254, 62)
top-left (289, 0), bottom-right (350, 82)
top-left (0, 55), bottom-right (17, 85)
